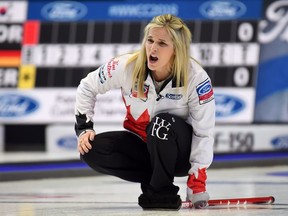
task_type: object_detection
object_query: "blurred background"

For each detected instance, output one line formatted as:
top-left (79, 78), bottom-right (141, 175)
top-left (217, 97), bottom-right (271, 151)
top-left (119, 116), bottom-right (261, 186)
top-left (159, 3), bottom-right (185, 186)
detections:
top-left (0, 0), bottom-right (287, 178)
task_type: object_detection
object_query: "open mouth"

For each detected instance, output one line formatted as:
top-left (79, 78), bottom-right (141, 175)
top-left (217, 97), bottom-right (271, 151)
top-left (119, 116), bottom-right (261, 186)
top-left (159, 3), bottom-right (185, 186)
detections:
top-left (149, 55), bottom-right (158, 63)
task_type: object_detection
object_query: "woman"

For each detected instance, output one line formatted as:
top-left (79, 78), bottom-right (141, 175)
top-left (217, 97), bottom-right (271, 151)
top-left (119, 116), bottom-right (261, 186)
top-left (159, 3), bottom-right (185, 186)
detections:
top-left (75, 14), bottom-right (215, 210)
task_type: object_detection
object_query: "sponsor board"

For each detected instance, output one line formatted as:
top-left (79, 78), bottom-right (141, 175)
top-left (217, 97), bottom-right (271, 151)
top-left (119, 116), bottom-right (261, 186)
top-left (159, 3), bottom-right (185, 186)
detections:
top-left (0, 87), bottom-right (254, 123)
top-left (0, 93), bottom-right (39, 118)
top-left (254, 0), bottom-right (288, 122)
top-left (40, 1), bottom-right (88, 21)
top-left (27, 1), bottom-right (261, 21)
top-left (0, 88), bottom-right (125, 123)
top-left (46, 123), bottom-right (123, 156)
top-left (214, 124), bottom-right (288, 153)
top-left (46, 125), bottom-right (78, 155)
top-left (46, 124), bottom-right (288, 155)
top-left (214, 87), bottom-right (255, 123)
top-left (199, 0), bottom-right (247, 20)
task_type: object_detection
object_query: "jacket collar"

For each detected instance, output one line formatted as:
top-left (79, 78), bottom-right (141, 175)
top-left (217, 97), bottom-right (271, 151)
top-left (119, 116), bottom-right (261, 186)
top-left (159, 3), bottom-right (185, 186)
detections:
top-left (145, 63), bottom-right (184, 88)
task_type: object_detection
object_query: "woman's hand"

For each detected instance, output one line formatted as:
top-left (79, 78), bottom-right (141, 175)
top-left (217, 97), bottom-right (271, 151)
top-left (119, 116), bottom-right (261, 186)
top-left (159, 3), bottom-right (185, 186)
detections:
top-left (78, 130), bottom-right (96, 155)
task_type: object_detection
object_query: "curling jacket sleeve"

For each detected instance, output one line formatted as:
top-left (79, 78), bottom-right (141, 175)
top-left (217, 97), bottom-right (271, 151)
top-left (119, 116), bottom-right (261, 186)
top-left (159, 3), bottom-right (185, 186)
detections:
top-left (74, 56), bottom-right (128, 137)
top-left (187, 64), bottom-right (215, 177)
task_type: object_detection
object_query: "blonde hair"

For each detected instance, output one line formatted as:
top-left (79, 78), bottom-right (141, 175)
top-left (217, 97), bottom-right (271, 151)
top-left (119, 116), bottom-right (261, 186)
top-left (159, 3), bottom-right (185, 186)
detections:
top-left (127, 14), bottom-right (192, 97)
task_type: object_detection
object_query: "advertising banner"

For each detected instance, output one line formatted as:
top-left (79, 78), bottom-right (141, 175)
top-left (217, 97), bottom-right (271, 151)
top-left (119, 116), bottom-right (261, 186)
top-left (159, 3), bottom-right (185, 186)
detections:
top-left (0, 88), bottom-right (125, 123)
top-left (46, 123), bottom-right (123, 156)
top-left (27, 0), bottom-right (262, 21)
top-left (214, 125), bottom-right (288, 153)
top-left (45, 123), bottom-right (288, 159)
top-left (214, 87), bottom-right (255, 123)
top-left (0, 88), bottom-right (253, 123)
top-left (254, 0), bottom-right (288, 122)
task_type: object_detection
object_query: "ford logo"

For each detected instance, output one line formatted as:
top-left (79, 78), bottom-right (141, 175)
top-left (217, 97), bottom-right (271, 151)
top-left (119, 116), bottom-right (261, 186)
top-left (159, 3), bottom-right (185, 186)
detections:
top-left (200, 0), bottom-right (246, 20)
top-left (165, 93), bottom-right (183, 100)
top-left (215, 94), bottom-right (245, 117)
top-left (271, 135), bottom-right (288, 149)
top-left (41, 1), bottom-right (87, 21)
top-left (57, 136), bottom-right (77, 149)
top-left (198, 83), bottom-right (212, 95)
top-left (0, 94), bottom-right (39, 117)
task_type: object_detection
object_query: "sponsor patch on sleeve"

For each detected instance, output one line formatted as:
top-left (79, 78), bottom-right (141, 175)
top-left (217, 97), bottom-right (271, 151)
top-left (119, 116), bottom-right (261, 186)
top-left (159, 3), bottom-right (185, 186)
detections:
top-left (196, 79), bottom-right (214, 105)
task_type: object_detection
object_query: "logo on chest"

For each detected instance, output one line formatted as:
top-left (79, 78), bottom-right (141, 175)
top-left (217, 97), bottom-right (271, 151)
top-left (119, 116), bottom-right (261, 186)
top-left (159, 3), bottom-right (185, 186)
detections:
top-left (130, 84), bottom-right (149, 102)
top-left (165, 93), bottom-right (183, 100)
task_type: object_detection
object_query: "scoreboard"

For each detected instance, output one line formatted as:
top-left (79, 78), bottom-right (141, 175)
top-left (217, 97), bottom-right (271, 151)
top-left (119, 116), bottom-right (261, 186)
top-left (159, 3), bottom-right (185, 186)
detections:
top-left (21, 20), bottom-right (259, 88)
top-left (0, 0), bottom-right (286, 124)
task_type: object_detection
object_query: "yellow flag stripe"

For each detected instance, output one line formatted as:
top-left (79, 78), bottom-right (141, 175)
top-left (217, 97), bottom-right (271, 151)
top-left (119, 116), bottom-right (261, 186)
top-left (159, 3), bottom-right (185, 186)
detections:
top-left (18, 65), bottom-right (36, 89)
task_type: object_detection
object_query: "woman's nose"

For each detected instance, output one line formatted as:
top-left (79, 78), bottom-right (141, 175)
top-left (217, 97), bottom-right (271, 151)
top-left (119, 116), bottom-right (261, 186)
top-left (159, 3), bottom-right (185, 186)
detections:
top-left (150, 44), bottom-right (157, 52)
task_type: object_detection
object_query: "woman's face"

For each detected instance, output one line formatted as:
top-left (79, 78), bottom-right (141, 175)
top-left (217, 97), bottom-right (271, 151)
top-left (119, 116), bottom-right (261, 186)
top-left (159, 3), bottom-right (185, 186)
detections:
top-left (145, 27), bottom-right (175, 77)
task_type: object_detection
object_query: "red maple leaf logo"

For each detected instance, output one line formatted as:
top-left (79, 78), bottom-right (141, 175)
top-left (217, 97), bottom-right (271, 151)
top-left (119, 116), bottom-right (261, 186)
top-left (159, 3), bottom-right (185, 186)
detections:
top-left (123, 103), bottom-right (150, 142)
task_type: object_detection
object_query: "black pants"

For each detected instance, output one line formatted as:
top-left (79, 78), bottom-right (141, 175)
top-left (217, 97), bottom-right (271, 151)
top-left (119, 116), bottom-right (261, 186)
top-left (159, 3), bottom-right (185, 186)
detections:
top-left (81, 113), bottom-right (192, 189)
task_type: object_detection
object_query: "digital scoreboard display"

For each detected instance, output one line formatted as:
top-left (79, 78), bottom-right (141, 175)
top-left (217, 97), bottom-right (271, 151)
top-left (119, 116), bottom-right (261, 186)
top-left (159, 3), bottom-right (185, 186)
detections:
top-left (21, 19), bottom-right (259, 89)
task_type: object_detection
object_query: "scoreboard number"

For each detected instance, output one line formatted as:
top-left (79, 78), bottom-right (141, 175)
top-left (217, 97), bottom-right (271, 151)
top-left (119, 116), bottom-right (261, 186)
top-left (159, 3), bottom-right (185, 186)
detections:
top-left (234, 67), bottom-right (250, 87)
top-left (238, 22), bottom-right (254, 42)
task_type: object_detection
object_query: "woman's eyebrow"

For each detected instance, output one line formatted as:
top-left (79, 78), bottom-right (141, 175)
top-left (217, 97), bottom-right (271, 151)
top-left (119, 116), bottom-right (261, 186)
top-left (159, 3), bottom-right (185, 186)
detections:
top-left (147, 35), bottom-right (168, 43)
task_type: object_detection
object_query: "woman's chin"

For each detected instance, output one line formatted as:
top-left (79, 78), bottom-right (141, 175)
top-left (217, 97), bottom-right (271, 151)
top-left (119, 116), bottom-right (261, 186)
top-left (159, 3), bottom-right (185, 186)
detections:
top-left (147, 62), bottom-right (157, 70)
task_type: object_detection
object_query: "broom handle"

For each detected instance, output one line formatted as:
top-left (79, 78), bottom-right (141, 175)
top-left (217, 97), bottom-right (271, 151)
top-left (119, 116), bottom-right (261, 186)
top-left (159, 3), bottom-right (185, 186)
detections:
top-left (182, 196), bottom-right (275, 208)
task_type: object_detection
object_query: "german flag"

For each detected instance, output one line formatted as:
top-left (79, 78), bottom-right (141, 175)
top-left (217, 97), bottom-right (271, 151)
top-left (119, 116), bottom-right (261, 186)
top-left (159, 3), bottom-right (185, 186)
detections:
top-left (0, 50), bottom-right (21, 67)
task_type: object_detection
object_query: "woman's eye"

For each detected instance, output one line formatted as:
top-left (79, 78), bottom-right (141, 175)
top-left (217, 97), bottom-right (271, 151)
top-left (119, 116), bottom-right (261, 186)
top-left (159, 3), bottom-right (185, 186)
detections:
top-left (147, 39), bottom-right (153, 43)
top-left (159, 42), bottom-right (166, 46)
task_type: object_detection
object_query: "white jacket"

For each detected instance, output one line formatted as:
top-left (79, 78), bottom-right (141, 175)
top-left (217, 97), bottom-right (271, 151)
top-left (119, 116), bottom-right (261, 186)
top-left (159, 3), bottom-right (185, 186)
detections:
top-left (75, 53), bottom-right (215, 176)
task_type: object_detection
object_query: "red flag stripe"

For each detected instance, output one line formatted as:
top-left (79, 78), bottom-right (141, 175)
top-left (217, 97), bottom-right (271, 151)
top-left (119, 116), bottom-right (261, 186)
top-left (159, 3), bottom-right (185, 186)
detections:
top-left (23, 20), bottom-right (40, 45)
top-left (0, 50), bottom-right (21, 57)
